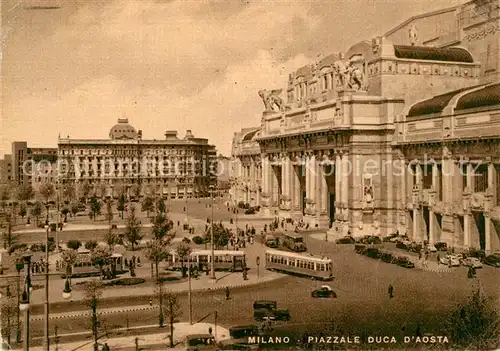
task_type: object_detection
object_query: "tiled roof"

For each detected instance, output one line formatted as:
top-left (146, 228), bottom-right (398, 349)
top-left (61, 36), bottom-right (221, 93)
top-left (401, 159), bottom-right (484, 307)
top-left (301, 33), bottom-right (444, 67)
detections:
top-left (407, 85), bottom-right (484, 118)
top-left (455, 83), bottom-right (500, 111)
top-left (394, 45), bottom-right (474, 63)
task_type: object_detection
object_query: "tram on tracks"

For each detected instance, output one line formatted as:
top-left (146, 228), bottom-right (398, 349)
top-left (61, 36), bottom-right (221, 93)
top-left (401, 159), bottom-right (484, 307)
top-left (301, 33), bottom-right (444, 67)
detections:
top-left (264, 249), bottom-right (333, 281)
top-left (166, 249), bottom-right (246, 272)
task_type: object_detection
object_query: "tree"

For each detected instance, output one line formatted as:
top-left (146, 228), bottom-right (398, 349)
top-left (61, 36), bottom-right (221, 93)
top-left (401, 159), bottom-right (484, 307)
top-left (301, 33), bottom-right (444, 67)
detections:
top-left (117, 194), bottom-right (126, 219)
top-left (141, 197), bottom-right (154, 218)
top-left (157, 198), bottom-right (166, 214)
top-left (2, 216), bottom-right (18, 251)
top-left (18, 203), bottom-right (27, 223)
top-left (60, 249), bottom-right (78, 283)
top-left (448, 285), bottom-right (500, 350)
top-left (0, 185), bottom-right (11, 203)
top-left (144, 239), bottom-right (169, 283)
top-left (16, 184), bottom-right (34, 202)
top-left (61, 207), bottom-right (69, 222)
top-left (83, 279), bottom-right (104, 351)
top-left (31, 201), bottom-right (43, 226)
top-left (81, 182), bottom-right (92, 202)
top-left (85, 240), bottom-right (98, 251)
top-left (67, 240), bottom-right (82, 250)
top-left (160, 290), bottom-right (182, 348)
top-left (91, 246), bottom-right (112, 277)
top-left (1, 294), bottom-right (17, 345)
top-left (39, 183), bottom-right (55, 203)
top-left (70, 201), bottom-right (80, 217)
top-left (103, 230), bottom-right (118, 248)
top-left (204, 223), bottom-right (230, 249)
top-left (176, 242), bottom-right (192, 278)
top-left (152, 213), bottom-right (173, 240)
top-left (90, 196), bottom-right (101, 221)
top-left (63, 184), bottom-right (76, 202)
top-left (124, 205), bottom-right (142, 251)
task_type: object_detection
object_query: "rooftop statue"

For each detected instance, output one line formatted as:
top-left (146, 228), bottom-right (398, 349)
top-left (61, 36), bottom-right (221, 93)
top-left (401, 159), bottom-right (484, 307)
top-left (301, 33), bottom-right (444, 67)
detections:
top-left (333, 56), bottom-right (366, 91)
top-left (409, 24), bottom-right (419, 46)
top-left (258, 89), bottom-right (285, 112)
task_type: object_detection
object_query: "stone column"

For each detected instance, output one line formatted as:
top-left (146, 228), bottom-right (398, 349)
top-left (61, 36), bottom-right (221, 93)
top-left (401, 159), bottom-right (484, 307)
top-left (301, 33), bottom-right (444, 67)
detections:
top-left (262, 155), bottom-right (271, 215)
top-left (485, 215), bottom-right (492, 252)
top-left (305, 156), bottom-right (311, 202)
top-left (320, 163), bottom-right (328, 213)
top-left (335, 153), bottom-right (342, 215)
top-left (464, 212), bottom-right (470, 247)
top-left (400, 158), bottom-right (407, 234)
top-left (310, 154), bottom-right (317, 205)
top-left (293, 164), bottom-right (301, 213)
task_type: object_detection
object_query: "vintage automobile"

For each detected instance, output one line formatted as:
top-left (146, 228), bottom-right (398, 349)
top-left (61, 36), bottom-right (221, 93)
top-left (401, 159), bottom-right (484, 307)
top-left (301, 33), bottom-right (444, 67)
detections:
top-left (253, 300), bottom-right (290, 321)
top-left (434, 242), bottom-right (448, 251)
top-left (311, 285), bottom-right (337, 298)
top-left (335, 236), bottom-right (355, 244)
top-left (396, 256), bottom-right (415, 268)
top-left (462, 257), bottom-right (483, 268)
top-left (354, 244), bottom-right (367, 254)
top-left (218, 325), bottom-right (260, 350)
top-left (185, 334), bottom-right (217, 351)
top-left (440, 255), bottom-right (461, 267)
top-left (264, 234), bottom-right (278, 248)
top-left (483, 255), bottom-right (500, 268)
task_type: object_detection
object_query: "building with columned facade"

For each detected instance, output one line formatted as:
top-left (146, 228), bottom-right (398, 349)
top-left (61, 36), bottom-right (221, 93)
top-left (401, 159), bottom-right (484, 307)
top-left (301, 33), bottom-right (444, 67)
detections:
top-left (230, 127), bottom-right (262, 207)
top-left (57, 118), bottom-right (217, 199)
top-left (231, 0), bottom-right (500, 253)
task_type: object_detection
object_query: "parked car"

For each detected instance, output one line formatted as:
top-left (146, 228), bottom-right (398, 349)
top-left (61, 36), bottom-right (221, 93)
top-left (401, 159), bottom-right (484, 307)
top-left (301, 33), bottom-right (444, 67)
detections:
top-left (311, 285), bottom-right (337, 298)
top-left (467, 248), bottom-right (486, 259)
top-left (354, 244), bottom-right (367, 254)
top-left (379, 251), bottom-right (394, 263)
top-left (264, 235), bottom-right (278, 248)
top-left (365, 236), bottom-right (382, 245)
top-left (428, 245), bottom-right (437, 252)
top-left (185, 334), bottom-right (217, 351)
top-left (483, 255), bottom-right (500, 268)
top-left (434, 242), bottom-right (448, 251)
top-left (365, 248), bottom-right (380, 259)
top-left (440, 255), bottom-right (460, 266)
top-left (383, 233), bottom-right (399, 242)
top-left (253, 300), bottom-right (290, 321)
top-left (335, 236), bottom-right (355, 244)
top-left (396, 256), bottom-right (415, 268)
top-left (462, 257), bottom-right (483, 268)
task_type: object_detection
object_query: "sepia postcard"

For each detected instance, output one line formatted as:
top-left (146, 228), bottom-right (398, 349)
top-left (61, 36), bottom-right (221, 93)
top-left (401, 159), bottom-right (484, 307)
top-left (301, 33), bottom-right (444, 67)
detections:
top-left (1, 0), bottom-right (499, 350)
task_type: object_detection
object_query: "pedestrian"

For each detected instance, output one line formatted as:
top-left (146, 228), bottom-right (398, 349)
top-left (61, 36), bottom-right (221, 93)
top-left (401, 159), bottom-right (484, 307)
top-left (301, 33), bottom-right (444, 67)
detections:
top-left (437, 253), bottom-right (440, 265)
top-left (388, 284), bottom-right (394, 298)
top-left (225, 286), bottom-right (230, 300)
top-left (418, 251), bottom-right (422, 260)
top-left (149, 298), bottom-right (152, 306)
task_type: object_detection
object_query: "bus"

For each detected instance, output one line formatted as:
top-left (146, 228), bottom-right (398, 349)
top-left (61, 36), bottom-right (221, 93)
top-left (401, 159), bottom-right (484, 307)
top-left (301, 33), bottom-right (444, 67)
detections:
top-left (166, 249), bottom-right (246, 272)
top-left (265, 249), bottom-right (333, 281)
top-left (283, 233), bottom-right (307, 252)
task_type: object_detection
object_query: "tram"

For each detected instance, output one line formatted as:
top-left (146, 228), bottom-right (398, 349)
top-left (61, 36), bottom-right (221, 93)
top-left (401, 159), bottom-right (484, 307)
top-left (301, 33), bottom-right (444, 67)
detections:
top-left (166, 249), bottom-right (246, 272)
top-left (264, 249), bottom-right (333, 281)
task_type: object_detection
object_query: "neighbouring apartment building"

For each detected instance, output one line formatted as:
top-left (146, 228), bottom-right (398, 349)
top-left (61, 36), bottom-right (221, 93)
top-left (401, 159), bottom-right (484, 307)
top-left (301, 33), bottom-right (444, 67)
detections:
top-left (57, 118), bottom-right (218, 199)
top-left (231, 0), bottom-right (500, 253)
top-left (0, 142), bottom-right (58, 191)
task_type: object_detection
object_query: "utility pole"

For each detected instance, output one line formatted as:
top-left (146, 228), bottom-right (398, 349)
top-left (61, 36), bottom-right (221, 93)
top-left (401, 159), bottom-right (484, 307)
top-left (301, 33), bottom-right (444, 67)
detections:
top-left (43, 225), bottom-right (50, 351)
top-left (210, 186), bottom-right (215, 279)
top-left (188, 254), bottom-right (192, 325)
top-left (158, 279), bottom-right (164, 328)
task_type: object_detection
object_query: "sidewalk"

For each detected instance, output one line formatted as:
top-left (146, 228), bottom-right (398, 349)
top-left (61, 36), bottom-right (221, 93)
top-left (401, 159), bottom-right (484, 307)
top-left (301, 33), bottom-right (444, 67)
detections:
top-left (14, 322), bottom-right (230, 351)
top-left (31, 304), bottom-right (157, 321)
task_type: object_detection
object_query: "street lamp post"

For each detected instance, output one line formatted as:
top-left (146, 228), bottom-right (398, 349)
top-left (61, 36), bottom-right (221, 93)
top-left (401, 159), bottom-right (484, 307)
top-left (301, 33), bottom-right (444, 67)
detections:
top-left (20, 251), bottom-right (32, 351)
top-left (43, 225), bottom-right (50, 351)
top-left (188, 254), bottom-right (192, 325)
top-left (210, 186), bottom-right (215, 280)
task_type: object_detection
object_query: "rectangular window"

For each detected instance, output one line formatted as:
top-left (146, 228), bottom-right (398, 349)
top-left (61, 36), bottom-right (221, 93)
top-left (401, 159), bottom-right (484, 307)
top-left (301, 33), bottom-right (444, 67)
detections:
top-left (436, 164), bottom-right (442, 201)
top-left (474, 164), bottom-right (488, 193)
top-left (462, 164), bottom-right (467, 191)
top-left (422, 164), bottom-right (433, 190)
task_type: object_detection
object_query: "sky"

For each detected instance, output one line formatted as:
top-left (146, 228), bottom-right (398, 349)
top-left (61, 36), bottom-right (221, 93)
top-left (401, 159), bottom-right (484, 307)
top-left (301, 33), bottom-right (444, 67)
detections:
top-left (1, 0), bottom-right (462, 157)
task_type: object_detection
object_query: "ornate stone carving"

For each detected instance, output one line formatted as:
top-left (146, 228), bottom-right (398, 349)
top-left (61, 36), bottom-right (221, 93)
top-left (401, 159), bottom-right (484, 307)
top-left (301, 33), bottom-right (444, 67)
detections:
top-left (333, 54), bottom-right (366, 91)
top-left (258, 89), bottom-right (285, 112)
top-left (464, 22), bottom-right (498, 42)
